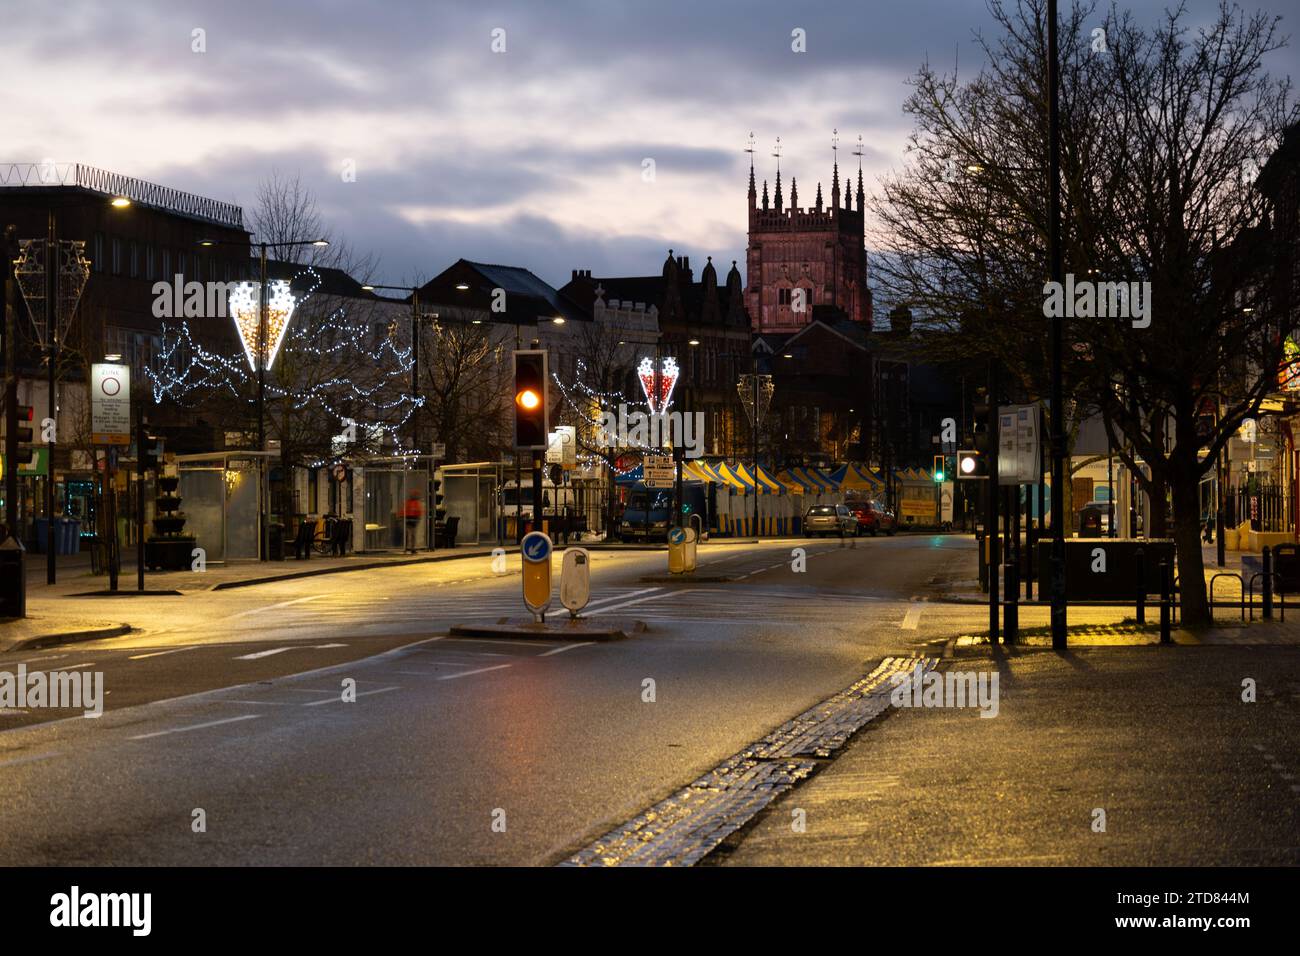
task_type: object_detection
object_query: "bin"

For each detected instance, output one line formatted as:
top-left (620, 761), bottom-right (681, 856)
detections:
top-left (60, 518), bottom-right (82, 555)
top-left (268, 523), bottom-right (285, 561)
top-left (33, 517), bottom-right (50, 553)
top-left (0, 544), bottom-right (25, 617)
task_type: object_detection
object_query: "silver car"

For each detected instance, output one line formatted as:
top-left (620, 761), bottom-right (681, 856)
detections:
top-left (805, 504), bottom-right (855, 537)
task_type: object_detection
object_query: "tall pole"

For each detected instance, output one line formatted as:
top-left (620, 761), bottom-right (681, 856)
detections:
top-left (46, 213), bottom-right (57, 584)
top-left (3, 225), bottom-right (18, 542)
top-left (987, 365), bottom-right (999, 640)
top-left (752, 352), bottom-right (759, 539)
top-left (1047, 0), bottom-right (1068, 648)
top-left (136, 400), bottom-right (145, 591)
top-left (410, 289), bottom-right (419, 553)
top-left (257, 242), bottom-right (267, 560)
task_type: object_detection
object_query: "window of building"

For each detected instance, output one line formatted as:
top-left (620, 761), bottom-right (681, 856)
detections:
top-left (111, 237), bottom-right (123, 275)
top-left (177, 252), bottom-right (187, 278)
top-left (778, 288), bottom-right (791, 306)
top-left (145, 245), bottom-right (156, 280)
top-left (129, 241), bottom-right (139, 278)
top-left (161, 248), bottom-right (171, 280)
top-left (92, 233), bottom-right (104, 273)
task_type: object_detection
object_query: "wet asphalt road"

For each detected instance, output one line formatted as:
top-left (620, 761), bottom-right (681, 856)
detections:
top-left (0, 534), bottom-right (980, 864)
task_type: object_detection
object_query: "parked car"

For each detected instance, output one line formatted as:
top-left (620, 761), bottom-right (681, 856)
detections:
top-left (804, 504), bottom-right (856, 537)
top-left (849, 499), bottom-right (897, 536)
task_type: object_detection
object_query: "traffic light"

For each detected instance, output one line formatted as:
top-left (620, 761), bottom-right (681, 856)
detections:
top-left (933, 454), bottom-right (946, 482)
top-left (512, 349), bottom-right (549, 450)
top-left (11, 404), bottom-right (34, 465)
top-left (956, 449), bottom-right (987, 479)
top-left (433, 476), bottom-right (445, 522)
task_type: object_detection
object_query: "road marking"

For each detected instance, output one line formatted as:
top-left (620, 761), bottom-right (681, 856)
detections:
top-left (234, 647), bottom-right (295, 660)
top-left (61, 662), bottom-right (97, 670)
top-left (440, 638), bottom-right (542, 648)
top-left (0, 751), bottom-right (62, 769)
top-left (129, 646), bottom-right (199, 660)
top-left (438, 664), bottom-right (511, 681)
top-left (231, 595), bottom-right (325, 618)
top-left (313, 643), bottom-right (348, 649)
top-left (901, 606), bottom-right (923, 630)
top-left (584, 587), bottom-right (662, 609)
top-left (17, 655), bottom-right (65, 665)
top-left (302, 686), bottom-right (399, 706)
top-left (539, 642), bottom-right (595, 657)
top-left (222, 699), bottom-right (295, 706)
top-left (129, 714), bottom-right (261, 740)
top-left (588, 591), bottom-right (687, 615)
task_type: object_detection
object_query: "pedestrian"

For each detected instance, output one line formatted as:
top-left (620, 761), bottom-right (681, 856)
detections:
top-left (402, 491), bottom-right (424, 551)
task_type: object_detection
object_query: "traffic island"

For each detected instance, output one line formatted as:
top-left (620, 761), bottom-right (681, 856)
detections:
top-left (448, 617), bottom-right (644, 641)
top-left (0, 618), bottom-right (134, 653)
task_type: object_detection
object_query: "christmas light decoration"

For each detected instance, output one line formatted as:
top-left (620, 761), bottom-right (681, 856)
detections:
top-left (637, 356), bottom-right (678, 413)
top-left (229, 279), bottom-right (296, 371)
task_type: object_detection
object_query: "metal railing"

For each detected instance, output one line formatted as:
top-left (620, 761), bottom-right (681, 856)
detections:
top-left (0, 162), bottom-right (244, 229)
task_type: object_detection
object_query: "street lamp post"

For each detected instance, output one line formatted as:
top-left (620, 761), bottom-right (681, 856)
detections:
top-left (199, 236), bottom-right (327, 560)
top-left (362, 282), bottom-right (439, 551)
top-left (1047, 0), bottom-right (1068, 648)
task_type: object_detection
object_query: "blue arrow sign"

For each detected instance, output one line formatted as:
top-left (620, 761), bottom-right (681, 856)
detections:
top-left (521, 531), bottom-right (552, 563)
top-left (668, 527), bottom-right (686, 545)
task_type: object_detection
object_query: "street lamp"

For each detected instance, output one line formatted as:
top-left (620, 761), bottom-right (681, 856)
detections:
top-left (363, 282), bottom-right (441, 552)
top-left (196, 236), bottom-right (328, 558)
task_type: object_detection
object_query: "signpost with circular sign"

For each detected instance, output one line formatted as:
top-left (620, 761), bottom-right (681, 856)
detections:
top-left (560, 547), bottom-right (591, 618)
top-left (520, 531), bottom-right (553, 621)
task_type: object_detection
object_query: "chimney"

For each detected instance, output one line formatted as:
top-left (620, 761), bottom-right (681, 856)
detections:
top-left (888, 305), bottom-right (913, 336)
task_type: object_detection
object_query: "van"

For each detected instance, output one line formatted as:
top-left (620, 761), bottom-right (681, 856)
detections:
top-left (620, 480), bottom-right (708, 542)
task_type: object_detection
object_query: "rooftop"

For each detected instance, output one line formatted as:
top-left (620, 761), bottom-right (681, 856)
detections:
top-left (0, 162), bottom-right (245, 230)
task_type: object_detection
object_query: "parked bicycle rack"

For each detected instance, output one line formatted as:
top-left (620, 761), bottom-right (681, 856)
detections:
top-left (1247, 572), bottom-right (1286, 622)
top-left (1209, 572), bottom-right (1246, 622)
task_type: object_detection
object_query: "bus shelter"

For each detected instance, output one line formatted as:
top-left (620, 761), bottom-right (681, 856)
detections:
top-left (175, 451), bottom-right (275, 563)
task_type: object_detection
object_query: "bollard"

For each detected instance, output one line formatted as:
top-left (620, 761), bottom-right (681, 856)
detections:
top-left (1003, 560), bottom-right (1019, 644)
top-left (1136, 547), bottom-right (1147, 620)
top-left (1159, 558), bottom-right (1172, 644)
top-left (1262, 546), bottom-right (1274, 621)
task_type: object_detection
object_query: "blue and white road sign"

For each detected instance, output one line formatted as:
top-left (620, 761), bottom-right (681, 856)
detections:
top-left (521, 531), bottom-right (553, 563)
top-left (668, 527), bottom-right (687, 545)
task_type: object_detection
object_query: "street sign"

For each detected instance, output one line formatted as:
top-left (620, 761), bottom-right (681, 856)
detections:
top-left (997, 404), bottom-right (1041, 485)
top-left (560, 548), bottom-right (591, 617)
top-left (91, 363), bottom-right (131, 445)
top-left (668, 526), bottom-right (687, 574)
top-left (430, 442), bottom-right (446, 459)
top-left (644, 454), bottom-right (674, 488)
top-left (520, 531), bottom-right (553, 620)
top-left (683, 525), bottom-right (698, 572)
top-left (546, 425), bottom-right (576, 468)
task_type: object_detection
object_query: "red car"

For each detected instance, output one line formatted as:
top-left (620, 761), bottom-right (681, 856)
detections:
top-left (849, 500), bottom-right (897, 536)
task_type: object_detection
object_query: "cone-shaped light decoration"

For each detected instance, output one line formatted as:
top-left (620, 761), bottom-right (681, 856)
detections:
top-left (637, 356), bottom-right (679, 414)
top-left (229, 280), bottom-right (297, 371)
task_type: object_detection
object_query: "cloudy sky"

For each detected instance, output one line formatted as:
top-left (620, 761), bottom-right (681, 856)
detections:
top-left (4, 0), bottom-right (1297, 288)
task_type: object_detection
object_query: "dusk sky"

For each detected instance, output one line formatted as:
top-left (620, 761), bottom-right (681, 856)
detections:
top-left (5, 0), bottom-right (1298, 287)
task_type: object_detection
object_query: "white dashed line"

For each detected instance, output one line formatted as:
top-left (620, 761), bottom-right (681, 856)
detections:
top-left (438, 664), bottom-right (512, 681)
top-left (539, 642), bottom-right (595, 657)
top-left (900, 606), bottom-right (923, 630)
top-left (234, 647), bottom-right (295, 660)
top-left (302, 686), bottom-right (399, 706)
top-left (129, 646), bottom-right (198, 660)
top-left (129, 714), bottom-right (261, 740)
top-left (231, 595), bottom-right (325, 618)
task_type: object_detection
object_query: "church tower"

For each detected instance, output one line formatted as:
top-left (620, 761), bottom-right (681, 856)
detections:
top-left (745, 131), bottom-right (872, 333)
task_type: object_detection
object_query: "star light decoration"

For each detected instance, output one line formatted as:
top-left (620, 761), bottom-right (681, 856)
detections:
top-left (228, 279), bottom-right (296, 371)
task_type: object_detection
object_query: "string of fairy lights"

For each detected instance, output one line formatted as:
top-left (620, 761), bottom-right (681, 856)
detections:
top-left (144, 265), bottom-right (421, 467)
top-left (550, 355), bottom-right (680, 475)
